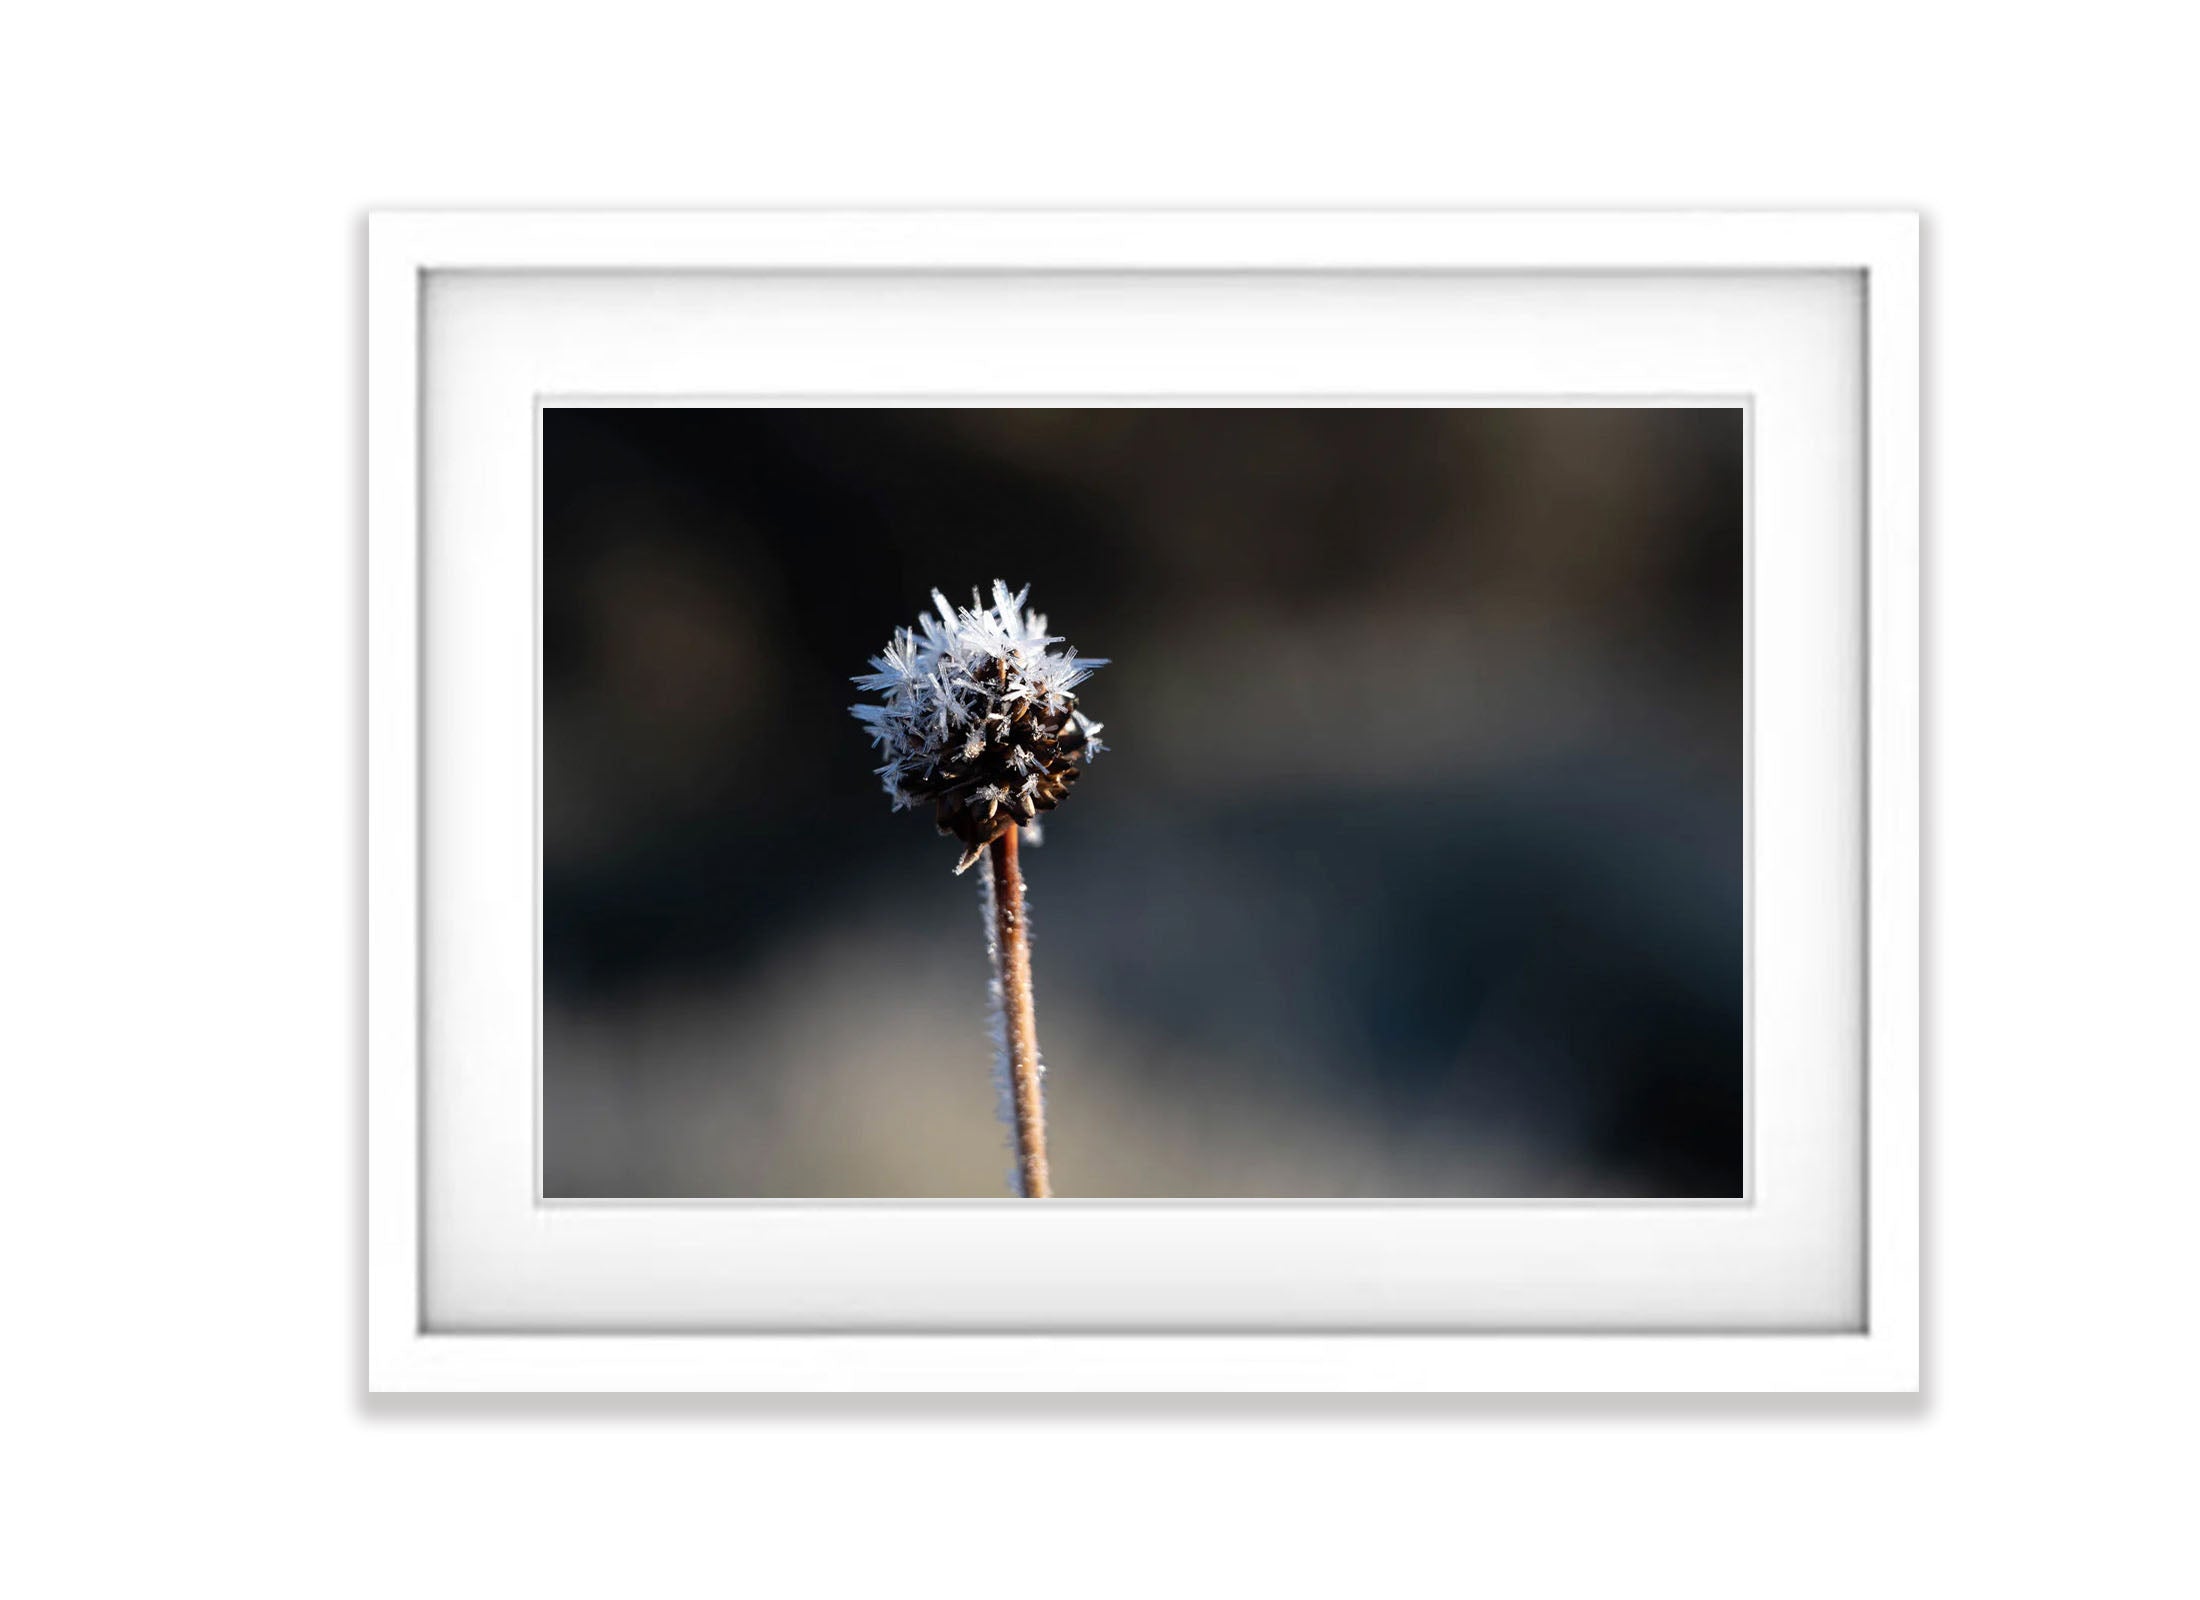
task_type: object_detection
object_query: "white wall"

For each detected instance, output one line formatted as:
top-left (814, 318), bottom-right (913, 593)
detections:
top-left (4, 4), bottom-right (2193, 1595)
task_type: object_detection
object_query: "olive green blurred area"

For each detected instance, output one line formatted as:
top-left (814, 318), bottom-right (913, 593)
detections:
top-left (545, 407), bottom-right (1743, 1197)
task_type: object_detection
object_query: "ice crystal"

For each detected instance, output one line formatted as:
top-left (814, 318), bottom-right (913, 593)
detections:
top-left (851, 581), bottom-right (1107, 872)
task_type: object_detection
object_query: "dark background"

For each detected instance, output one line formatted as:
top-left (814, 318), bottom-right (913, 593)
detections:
top-left (544, 406), bottom-right (1742, 1197)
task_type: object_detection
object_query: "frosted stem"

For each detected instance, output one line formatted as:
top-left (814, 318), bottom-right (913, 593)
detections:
top-left (986, 828), bottom-right (1051, 1198)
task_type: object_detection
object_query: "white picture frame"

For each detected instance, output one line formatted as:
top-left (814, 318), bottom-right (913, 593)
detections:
top-left (368, 210), bottom-right (1918, 1393)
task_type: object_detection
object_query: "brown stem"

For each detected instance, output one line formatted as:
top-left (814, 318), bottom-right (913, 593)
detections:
top-left (988, 827), bottom-right (1051, 1198)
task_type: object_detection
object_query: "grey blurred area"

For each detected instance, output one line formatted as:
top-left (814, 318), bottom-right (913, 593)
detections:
top-left (544, 407), bottom-right (1742, 1197)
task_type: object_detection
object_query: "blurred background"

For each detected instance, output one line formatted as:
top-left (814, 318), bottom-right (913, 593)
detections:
top-left (544, 406), bottom-right (1742, 1198)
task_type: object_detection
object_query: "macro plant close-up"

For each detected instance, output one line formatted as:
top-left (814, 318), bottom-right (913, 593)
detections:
top-left (851, 582), bottom-right (1109, 1195)
top-left (544, 404), bottom-right (1743, 1201)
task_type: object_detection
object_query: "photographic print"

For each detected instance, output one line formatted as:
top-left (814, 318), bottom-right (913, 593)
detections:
top-left (544, 404), bottom-right (1743, 1199)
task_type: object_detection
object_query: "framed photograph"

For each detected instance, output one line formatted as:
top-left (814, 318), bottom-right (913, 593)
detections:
top-left (368, 211), bottom-right (1918, 1392)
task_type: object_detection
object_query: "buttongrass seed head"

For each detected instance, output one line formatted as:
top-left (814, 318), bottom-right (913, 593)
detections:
top-left (851, 581), bottom-right (1107, 874)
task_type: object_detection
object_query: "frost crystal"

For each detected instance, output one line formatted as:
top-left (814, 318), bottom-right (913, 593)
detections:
top-left (851, 581), bottom-right (1107, 873)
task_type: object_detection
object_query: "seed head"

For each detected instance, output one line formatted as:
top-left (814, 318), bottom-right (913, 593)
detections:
top-left (851, 581), bottom-right (1107, 872)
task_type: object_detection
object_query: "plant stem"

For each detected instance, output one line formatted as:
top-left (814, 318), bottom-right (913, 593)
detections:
top-left (987, 827), bottom-right (1051, 1198)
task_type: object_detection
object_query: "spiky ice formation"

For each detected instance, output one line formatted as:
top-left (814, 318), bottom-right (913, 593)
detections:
top-left (851, 581), bottom-right (1107, 873)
